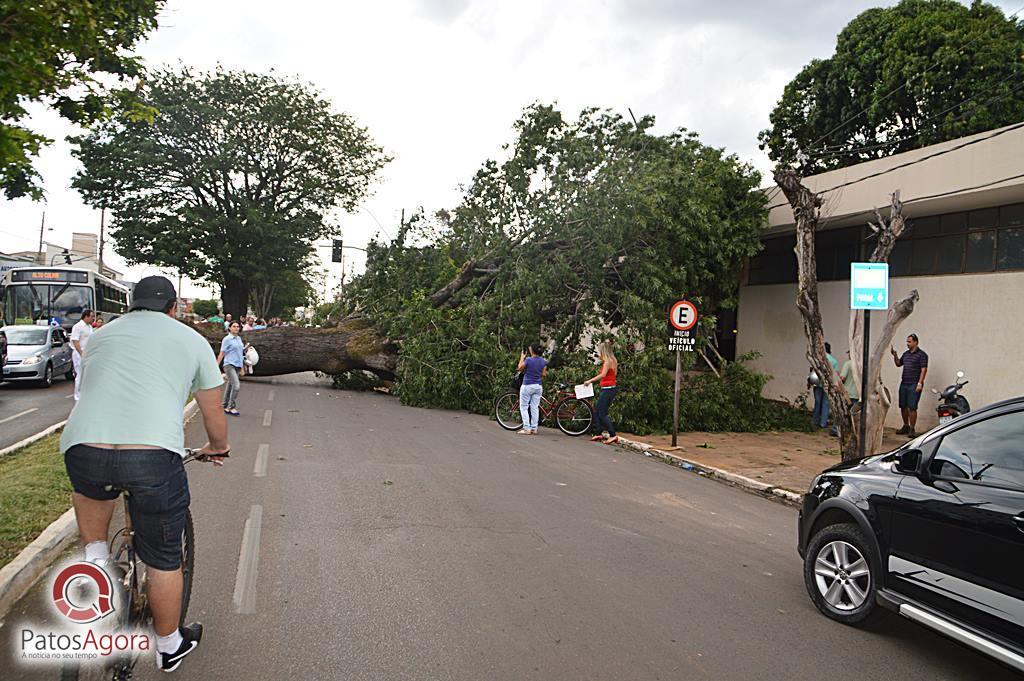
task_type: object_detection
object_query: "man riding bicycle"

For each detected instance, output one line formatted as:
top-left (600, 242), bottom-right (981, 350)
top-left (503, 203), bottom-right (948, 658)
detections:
top-left (60, 276), bottom-right (229, 673)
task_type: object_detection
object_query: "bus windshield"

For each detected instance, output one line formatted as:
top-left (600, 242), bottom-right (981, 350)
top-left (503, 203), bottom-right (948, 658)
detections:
top-left (3, 283), bottom-right (93, 326)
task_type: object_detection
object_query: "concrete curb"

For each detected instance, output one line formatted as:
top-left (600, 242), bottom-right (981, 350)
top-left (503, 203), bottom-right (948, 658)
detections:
top-left (617, 437), bottom-right (805, 507)
top-left (0, 399), bottom-right (200, 621)
top-left (0, 419), bottom-right (68, 458)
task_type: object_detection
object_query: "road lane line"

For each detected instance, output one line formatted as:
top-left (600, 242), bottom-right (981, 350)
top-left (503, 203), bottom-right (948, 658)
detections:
top-left (267, 389), bottom-right (275, 402)
top-left (254, 444), bottom-right (269, 477)
top-left (262, 410), bottom-right (272, 427)
top-left (0, 408), bottom-right (38, 425)
top-left (232, 505), bottom-right (263, 614)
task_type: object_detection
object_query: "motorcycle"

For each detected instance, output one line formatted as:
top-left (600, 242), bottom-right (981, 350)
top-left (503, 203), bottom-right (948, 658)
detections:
top-left (932, 370), bottom-right (970, 424)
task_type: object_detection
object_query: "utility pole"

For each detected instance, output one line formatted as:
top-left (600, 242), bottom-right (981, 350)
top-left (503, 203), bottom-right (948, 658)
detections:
top-left (98, 208), bottom-right (106, 272)
top-left (37, 210), bottom-right (46, 264)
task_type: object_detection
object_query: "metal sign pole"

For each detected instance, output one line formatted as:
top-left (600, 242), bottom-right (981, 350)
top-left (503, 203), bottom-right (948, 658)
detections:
top-left (859, 310), bottom-right (870, 459)
top-left (672, 349), bottom-right (682, 447)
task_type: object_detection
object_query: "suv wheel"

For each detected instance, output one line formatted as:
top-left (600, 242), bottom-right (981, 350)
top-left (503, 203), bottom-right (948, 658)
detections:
top-left (803, 522), bottom-right (878, 624)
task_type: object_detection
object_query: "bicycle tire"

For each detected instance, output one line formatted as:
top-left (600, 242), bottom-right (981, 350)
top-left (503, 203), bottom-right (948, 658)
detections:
top-left (494, 392), bottom-right (524, 430)
top-left (179, 509), bottom-right (195, 626)
top-left (555, 398), bottom-right (594, 436)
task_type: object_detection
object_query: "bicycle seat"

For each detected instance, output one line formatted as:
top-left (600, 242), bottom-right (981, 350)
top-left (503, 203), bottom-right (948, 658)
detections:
top-left (555, 383), bottom-right (568, 389)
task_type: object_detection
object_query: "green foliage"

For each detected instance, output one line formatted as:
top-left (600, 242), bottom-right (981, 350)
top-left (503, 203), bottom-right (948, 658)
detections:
top-left (0, 0), bottom-right (163, 199)
top-left (348, 104), bottom-right (789, 432)
top-left (760, 0), bottom-right (1024, 173)
top-left (251, 269), bottom-right (314, 320)
top-left (328, 370), bottom-right (385, 392)
top-left (71, 66), bottom-right (390, 316)
top-left (191, 298), bottom-right (219, 319)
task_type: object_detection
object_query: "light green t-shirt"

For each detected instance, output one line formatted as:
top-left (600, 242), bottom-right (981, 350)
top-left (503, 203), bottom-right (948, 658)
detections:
top-left (60, 311), bottom-right (224, 457)
top-left (840, 359), bottom-right (859, 400)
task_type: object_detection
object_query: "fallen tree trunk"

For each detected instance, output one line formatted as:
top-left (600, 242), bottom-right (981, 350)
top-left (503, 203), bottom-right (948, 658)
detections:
top-left (193, 315), bottom-right (399, 378)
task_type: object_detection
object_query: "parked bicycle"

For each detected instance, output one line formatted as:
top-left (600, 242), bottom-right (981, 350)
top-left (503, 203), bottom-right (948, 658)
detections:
top-left (494, 381), bottom-right (594, 436)
top-left (60, 448), bottom-right (221, 681)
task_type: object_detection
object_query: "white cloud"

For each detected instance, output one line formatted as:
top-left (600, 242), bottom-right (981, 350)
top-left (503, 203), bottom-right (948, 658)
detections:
top-left (1, 0), bottom-right (1017, 300)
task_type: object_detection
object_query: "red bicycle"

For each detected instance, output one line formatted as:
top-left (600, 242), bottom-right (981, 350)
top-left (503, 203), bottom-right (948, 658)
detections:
top-left (494, 382), bottom-right (594, 436)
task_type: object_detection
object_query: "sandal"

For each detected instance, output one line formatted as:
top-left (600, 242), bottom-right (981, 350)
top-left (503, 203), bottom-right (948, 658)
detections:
top-left (603, 436), bottom-right (619, 445)
top-left (590, 435), bottom-right (605, 442)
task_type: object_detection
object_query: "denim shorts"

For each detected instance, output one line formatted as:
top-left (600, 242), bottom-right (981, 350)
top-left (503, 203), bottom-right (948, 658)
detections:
top-left (898, 382), bottom-right (922, 410)
top-left (64, 445), bottom-right (190, 571)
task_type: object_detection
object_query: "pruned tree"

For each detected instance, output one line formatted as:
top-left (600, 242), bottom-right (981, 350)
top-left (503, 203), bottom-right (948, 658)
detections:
top-left (72, 66), bottom-right (389, 317)
top-left (775, 169), bottom-right (917, 459)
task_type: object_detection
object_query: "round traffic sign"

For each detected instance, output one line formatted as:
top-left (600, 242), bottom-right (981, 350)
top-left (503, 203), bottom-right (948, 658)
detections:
top-left (669, 300), bottom-right (698, 331)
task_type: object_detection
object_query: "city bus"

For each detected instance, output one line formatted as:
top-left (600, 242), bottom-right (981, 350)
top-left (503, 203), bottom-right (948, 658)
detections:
top-left (1, 266), bottom-right (130, 329)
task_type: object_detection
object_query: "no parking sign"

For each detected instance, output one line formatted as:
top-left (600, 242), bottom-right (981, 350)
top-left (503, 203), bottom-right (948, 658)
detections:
top-left (667, 300), bottom-right (698, 352)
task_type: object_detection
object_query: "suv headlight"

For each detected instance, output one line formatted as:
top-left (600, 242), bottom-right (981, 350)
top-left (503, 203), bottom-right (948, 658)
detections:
top-left (21, 354), bottom-right (43, 365)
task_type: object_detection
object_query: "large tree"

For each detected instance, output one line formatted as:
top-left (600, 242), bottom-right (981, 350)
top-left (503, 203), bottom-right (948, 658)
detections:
top-left (72, 67), bottom-right (389, 317)
top-left (0, 0), bottom-right (164, 199)
top-left (760, 0), bottom-right (1024, 174)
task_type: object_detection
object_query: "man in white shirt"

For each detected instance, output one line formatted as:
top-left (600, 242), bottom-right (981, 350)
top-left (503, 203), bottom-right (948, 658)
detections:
top-left (69, 309), bottom-right (94, 401)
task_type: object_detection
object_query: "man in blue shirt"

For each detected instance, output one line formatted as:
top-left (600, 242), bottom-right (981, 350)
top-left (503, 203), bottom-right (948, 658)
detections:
top-left (891, 333), bottom-right (929, 438)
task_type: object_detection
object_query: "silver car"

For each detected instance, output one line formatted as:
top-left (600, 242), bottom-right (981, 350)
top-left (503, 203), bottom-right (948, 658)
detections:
top-left (2, 325), bottom-right (75, 387)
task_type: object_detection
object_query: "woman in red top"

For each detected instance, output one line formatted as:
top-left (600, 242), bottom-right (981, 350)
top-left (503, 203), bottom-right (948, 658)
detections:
top-left (584, 341), bottom-right (619, 444)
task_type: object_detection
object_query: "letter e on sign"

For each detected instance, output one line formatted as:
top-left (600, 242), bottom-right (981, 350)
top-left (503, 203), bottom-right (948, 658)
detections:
top-left (669, 300), bottom-right (698, 331)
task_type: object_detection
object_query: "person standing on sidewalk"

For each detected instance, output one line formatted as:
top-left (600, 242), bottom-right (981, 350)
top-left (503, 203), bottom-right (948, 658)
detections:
top-left (832, 350), bottom-right (861, 436)
top-left (891, 333), bottom-right (929, 438)
top-left (517, 343), bottom-right (547, 435)
top-left (585, 341), bottom-right (619, 444)
top-left (60, 276), bottom-right (228, 673)
top-left (70, 309), bottom-right (94, 401)
top-left (810, 342), bottom-right (840, 430)
top-left (217, 321), bottom-right (244, 416)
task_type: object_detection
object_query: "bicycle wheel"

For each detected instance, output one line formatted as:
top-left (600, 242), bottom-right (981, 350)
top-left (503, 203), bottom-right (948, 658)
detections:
top-left (179, 509), bottom-right (195, 626)
top-left (555, 398), bottom-right (594, 436)
top-left (494, 392), bottom-right (524, 430)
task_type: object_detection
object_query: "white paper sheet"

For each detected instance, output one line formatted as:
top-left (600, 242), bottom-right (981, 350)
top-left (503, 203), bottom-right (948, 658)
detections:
top-left (574, 383), bottom-right (595, 399)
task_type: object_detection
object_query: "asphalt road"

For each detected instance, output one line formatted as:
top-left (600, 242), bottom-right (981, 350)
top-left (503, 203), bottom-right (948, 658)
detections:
top-left (2, 376), bottom-right (1019, 680)
top-left (0, 375), bottom-right (75, 450)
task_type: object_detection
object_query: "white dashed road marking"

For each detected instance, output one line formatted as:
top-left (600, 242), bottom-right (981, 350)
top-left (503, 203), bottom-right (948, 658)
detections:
top-left (0, 408), bottom-right (38, 424)
top-left (232, 505), bottom-right (263, 614)
top-left (262, 410), bottom-right (272, 427)
top-left (254, 444), bottom-right (269, 477)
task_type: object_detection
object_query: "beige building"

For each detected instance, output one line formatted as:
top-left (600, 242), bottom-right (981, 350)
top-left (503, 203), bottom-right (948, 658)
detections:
top-left (737, 123), bottom-right (1024, 430)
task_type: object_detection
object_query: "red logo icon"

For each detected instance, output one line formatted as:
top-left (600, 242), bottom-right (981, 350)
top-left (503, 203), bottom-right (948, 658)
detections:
top-left (52, 562), bottom-right (115, 624)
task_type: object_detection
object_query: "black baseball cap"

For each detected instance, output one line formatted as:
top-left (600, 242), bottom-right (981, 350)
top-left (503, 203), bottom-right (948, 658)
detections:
top-left (130, 276), bottom-right (177, 311)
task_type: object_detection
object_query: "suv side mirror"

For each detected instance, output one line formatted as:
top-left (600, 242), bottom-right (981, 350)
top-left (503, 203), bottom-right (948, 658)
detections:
top-left (894, 448), bottom-right (923, 474)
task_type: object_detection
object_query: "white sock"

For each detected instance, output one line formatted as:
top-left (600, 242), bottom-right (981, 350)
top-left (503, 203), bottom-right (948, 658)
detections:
top-left (156, 629), bottom-right (183, 655)
top-left (84, 540), bottom-right (109, 564)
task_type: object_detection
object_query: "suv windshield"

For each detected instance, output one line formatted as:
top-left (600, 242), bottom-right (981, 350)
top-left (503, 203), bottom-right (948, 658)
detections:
top-left (4, 327), bottom-right (49, 345)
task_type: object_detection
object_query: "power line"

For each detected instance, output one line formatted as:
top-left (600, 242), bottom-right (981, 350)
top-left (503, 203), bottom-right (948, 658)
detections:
top-left (811, 71), bottom-right (1024, 160)
top-left (766, 121), bottom-right (1024, 211)
top-left (802, 2), bottom-right (1024, 154)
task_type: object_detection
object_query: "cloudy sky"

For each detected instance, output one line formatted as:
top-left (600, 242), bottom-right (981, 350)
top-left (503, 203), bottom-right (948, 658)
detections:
top-left (0, 0), bottom-right (1017, 300)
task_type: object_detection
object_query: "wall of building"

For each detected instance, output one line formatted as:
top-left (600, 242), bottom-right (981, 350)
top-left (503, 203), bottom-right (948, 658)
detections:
top-left (736, 271), bottom-right (1024, 430)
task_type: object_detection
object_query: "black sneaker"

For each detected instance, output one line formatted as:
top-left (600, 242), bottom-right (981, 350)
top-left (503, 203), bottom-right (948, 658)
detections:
top-left (906, 430), bottom-right (917, 439)
top-left (158, 623), bottom-right (203, 673)
top-left (895, 425), bottom-right (909, 435)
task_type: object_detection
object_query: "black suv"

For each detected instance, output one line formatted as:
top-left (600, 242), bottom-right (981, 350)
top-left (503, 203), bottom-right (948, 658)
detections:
top-left (798, 397), bottom-right (1024, 673)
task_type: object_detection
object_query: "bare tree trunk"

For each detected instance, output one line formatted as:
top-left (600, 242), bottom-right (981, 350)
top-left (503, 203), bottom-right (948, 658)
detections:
top-left (222, 274), bottom-right (249, 320)
top-left (194, 314), bottom-right (398, 378)
top-left (846, 192), bottom-right (917, 455)
top-left (774, 169), bottom-right (858, 459)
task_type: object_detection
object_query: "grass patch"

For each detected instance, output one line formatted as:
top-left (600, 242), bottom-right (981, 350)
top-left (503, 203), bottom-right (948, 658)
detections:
top-left (0, 432), bottom-right (72, 569)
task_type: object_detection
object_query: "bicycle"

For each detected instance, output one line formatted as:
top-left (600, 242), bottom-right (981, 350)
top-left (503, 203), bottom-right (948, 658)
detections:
top-left (60, 448), bottom-right (222, 681)
top-left (494, 382), bottom-right (594, 436)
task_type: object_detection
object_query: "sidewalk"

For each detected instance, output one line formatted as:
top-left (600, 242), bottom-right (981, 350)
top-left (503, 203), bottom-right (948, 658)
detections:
top-left (620, 427), bottom-right (907, 495)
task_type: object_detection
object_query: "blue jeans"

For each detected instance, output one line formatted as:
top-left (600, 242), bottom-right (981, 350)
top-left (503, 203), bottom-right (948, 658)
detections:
top-left (520, 383), bottom-right (543, 430)
top-left (812, 386), bottom-right (830, 428)
top-left (592, 387), bottom-right (617, 437)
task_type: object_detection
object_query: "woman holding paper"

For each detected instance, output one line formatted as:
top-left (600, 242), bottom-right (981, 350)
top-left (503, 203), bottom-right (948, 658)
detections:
top-left (517, 343), bottom-right (548, 435)
top-left (585, 342), bottom-right (619, 444)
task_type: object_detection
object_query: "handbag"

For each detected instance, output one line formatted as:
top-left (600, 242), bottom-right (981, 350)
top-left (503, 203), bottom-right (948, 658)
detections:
top-left (511, 371), bottom-right (524, 391)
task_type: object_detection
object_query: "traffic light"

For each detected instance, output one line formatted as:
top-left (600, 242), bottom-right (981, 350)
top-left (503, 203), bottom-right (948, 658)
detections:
top-left (332, 239), bottom-right (343, 263)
